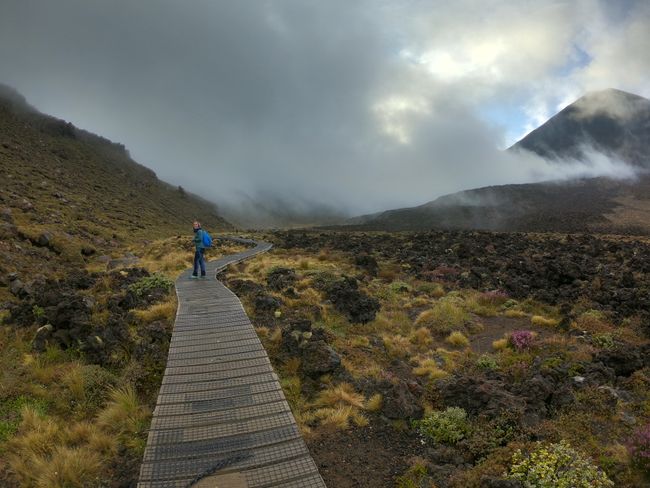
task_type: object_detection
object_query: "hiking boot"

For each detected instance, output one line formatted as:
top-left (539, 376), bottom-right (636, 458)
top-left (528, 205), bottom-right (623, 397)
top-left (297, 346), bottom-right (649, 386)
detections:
top-left (200, 275), bottom-right (207, 280)
top-left (190, 275), bottom-right (199, 280)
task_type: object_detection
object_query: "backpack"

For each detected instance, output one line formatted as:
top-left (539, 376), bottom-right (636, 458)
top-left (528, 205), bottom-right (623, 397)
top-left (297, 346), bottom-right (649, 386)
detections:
top-left (201, 229), bottom-right (213, 248)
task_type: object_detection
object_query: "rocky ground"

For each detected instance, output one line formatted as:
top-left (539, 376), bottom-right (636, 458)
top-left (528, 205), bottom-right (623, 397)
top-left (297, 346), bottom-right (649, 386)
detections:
top-left (218, 230), bottom-right (650, 487)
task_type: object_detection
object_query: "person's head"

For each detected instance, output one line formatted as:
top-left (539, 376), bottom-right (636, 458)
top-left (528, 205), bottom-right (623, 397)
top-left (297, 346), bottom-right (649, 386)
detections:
top-left (193, 221), bottom-right (201, 230)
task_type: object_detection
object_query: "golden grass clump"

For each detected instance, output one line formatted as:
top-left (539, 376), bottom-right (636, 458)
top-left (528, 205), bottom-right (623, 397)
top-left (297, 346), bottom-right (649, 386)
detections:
top-left (283, 357), bottom-right (301, 376)
top-left (97, 385), bottom-right (150, 452)
top-left (311, 383), bottom-right (369, 430)
top-left (314, 384), bottom-right (367, 424)
top-left (31, 446), bottom-right (103, 488)
top-left (66, 422), bottom-right (117, 456)
top-left (412, 358), bottom-right (448, 380)
top-left (382, 334), bottom-right (411, 359)
top-left (531, 315), bottom-right (560, 327)
top-left (504, 309), bottom-right (527, 318)
top-left (62, 363), bottom-right (86, 402)
top-left (572, 310), bottom-right (612, 333)
top-left (445, 331), bottom-right (470, 347)
top-left (349, 335), bottom-right (370, 348)
top-left (133, 298), bottom-right (176, 323)
top-left (7, 406), bottom-right (113, 487)
top-left (314, 383), bottom-right (365, 409)
top-left (416, 281), bottom-right (446, 298)
top-left (409, 327), bottom-right (433, 347)
top-left (365, 393), bottom-right (383, 412)
top-left (492, 338), bottom-right (509, 350)
top-left (415, 297), bottom-right (468, 333)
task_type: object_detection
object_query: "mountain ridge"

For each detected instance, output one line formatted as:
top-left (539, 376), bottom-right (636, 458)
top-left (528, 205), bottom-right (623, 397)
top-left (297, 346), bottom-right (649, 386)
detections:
top-left (348, 88), bottom-right (650, 234)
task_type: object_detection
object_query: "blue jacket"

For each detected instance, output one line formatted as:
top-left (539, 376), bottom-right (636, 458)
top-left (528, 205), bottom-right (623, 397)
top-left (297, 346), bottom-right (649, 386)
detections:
top-left (193, 229), bottom-right (205, 250)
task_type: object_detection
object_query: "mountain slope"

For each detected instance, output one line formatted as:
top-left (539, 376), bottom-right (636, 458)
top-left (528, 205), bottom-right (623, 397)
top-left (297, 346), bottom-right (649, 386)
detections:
top-left (350, 89), bottom-right (650, 234)
top-left (0, 87), bottom-right (231, 255)
top-left (346, 176), bottom-right (650, 234)
top-left (510, 88), bottom-right (650, 167)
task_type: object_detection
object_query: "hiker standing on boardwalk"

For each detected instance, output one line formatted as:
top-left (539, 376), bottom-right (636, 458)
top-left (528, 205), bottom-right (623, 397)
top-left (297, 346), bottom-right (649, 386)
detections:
top-left (191, 220), bottom-right (207, 279)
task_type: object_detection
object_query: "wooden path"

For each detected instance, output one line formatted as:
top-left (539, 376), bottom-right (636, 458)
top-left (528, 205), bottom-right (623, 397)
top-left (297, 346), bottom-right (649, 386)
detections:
top-left (138, 238), bottom-right (326, 488)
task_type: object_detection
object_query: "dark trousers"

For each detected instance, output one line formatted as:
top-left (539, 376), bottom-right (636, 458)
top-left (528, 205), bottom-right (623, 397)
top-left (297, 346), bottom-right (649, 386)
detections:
top-left (193, 248), bottom-right (206, 276)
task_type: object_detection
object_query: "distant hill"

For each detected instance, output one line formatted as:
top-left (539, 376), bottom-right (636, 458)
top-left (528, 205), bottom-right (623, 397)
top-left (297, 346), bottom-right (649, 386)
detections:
top-left (349, 89), bottom-right (650, 235)
top-left (344, 176), bottom-right (650, 234)
top-left (0, 85), bottom-right (231, 252)
top-left (510, 88), bottom-right (650, 167)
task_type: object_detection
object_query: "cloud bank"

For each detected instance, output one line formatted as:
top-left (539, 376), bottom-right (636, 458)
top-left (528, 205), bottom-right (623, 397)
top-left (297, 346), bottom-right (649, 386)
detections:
top-left (0, 0), bottom-right (648, 223)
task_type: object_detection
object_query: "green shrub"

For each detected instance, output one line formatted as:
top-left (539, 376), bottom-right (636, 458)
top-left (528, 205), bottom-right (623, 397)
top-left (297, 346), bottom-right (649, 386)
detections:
top-left (32, 305), bottom-right (46, 319)
top-left (416, 407), bottom-right (471, 445)
top-left (592, 333), bottom-right (614, 349)
top-left (390, 281), bottom-right (412, 293)
top-left (506, 440), bottom-right (614, 487)
top-left (415, 296), bottom-right (469, 333)
top-left (467, 412), bottom-right (520, 460)
top-left (128, 274), bottom-right (173, 298)
top-left (476, 354), bottom-right (499, 370)
top-left (0, 396), bottom-right (49, 442)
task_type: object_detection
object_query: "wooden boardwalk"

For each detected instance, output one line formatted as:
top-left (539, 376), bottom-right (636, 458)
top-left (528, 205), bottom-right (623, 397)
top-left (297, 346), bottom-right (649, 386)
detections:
top-left (138, 238), bottom-right (326, 488)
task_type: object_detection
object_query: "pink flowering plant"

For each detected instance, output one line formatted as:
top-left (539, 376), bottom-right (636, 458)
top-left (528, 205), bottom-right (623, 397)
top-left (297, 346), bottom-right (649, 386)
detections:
top-left (509, 330), bottom-right (535, 351)
top-left (628, 423), bottom-right (650, 473)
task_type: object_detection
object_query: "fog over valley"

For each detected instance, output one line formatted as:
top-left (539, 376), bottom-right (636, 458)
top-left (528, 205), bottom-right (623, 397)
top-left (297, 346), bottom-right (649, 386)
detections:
top-left (1, 0), bottom-right (649, 225)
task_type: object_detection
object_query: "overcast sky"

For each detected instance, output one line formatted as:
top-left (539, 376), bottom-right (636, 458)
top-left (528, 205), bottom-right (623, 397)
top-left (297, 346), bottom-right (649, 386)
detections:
top-left (1, 0), bottom-right (649, 217)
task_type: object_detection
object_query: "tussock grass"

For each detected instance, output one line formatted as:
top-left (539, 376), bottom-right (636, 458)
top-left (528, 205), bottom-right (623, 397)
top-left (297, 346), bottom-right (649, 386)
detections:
top-left (492, 338), bottom-right (509, 351)
top-left (409, 327), bottom-right (433, 348)
top-left (97, 385), bottom-right (150, 453)
top-left (6, 406), bottom-right (115, 487)
top-left (415, 297), bottom-right (469, 333)
top-left (311, 383), bottom-right (369, 430)
top-left (572, 310), bottom-right (612, 333)
top-left (349, 335), bottom-right (370, 348)
top-left (314, 383), bottom-right (365, 409)
top-left (504, 309), bottom-right (527, 318)
top-left (531, 315), bottom-right (560, 327)
top-left (133, 297), bottom-right (177, 323)
top-left (416, 281), bottom-right (446, 298)
top-left (366, 394), bottom-right (383, 412)
top-left (62, 363), bottom-right (86, 402)
top-left (383, 334), bottom-right (411, 359)
top-left (446, 331), bottom-right (470, 347)
top-left (413, 358), bottom-right (449, 380)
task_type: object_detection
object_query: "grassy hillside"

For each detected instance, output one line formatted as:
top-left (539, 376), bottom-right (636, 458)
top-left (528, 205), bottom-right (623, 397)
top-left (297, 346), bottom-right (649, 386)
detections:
top-left (0, 86), bottom-right (240, 486)
top-left (0, 84), bottom-right (230, 273)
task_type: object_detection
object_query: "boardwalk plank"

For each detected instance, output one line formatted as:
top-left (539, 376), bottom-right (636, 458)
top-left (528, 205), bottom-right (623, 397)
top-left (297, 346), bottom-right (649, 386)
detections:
top-left (138, 239), bottom-right (326, 488)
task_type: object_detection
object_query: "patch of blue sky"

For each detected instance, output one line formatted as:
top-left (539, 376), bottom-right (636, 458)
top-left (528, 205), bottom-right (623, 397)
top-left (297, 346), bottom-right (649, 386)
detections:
top-left (554, 43), bottom-right (592, 77)
top-left (477, 102), bottom-right (529, 149)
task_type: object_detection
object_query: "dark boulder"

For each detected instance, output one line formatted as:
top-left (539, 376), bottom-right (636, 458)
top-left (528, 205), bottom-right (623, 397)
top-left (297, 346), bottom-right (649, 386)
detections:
top-left (107, 256), bottom-right (139, 270)
top-left (254, 293), bottom-right (282, 314)
top-left (281, 320), bottom-right (342, 377)
top-left (0, 207), bottom-right (13, 223)
top-left (440, 376), bottom-right (525, 418)
top-left (378, 379), bottom-right (424, 419)
top-left (595, 346), bottom-right (646, 377)
top-left (32, 324), bottom-right (54, 352)
top-left (301, 341), bottom-right (341, 376)
top-left (267, 267), bottom-right (297, 291)
top-left (226, 279), bottom-right (265, 296)
top-left (36, 232), bottom-right (52, 247)
top-left (354, 254), bottom-right (379, 276)
top-left (322, 276), bottom-right (380, 324)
